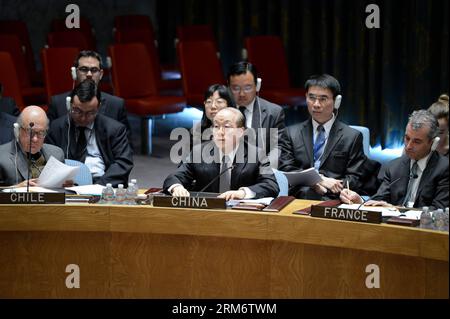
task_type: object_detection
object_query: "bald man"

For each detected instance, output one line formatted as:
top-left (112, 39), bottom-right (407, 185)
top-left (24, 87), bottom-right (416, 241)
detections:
top-left (0, 105), bottom-right (65, 187)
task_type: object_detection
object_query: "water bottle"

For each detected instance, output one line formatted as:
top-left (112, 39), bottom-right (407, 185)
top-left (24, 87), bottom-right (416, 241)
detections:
top-left (419, 206), bottom-right (433, 229)
top-left (125, 182), bottom-right (138, 205)
top-left (444, 208), bottom-right (449, 232)
top-left (115, 184), bottom-right (126, 204)
top-left (433, 209), bottom-right (445, 231)
top-left (131, 179), bottom-right (139, 191)
top-left (101, 183), bottom-right (115, 204)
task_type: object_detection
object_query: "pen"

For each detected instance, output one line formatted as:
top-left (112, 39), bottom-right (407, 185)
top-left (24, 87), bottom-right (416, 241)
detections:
top-left (346, 180), bottom-right (352, 204)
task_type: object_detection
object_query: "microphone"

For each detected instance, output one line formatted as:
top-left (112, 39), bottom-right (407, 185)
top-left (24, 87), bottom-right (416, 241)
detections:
top-left (197, 165), bottom-right (234, 194)
top-left (26, 122), bottom-right (34, 193)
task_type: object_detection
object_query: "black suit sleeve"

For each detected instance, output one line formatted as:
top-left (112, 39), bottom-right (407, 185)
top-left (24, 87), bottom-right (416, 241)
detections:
top-left (370, 166), bottom-right (394, 203)
top-left (278, 126), bottom-right (299, 172)
top-left (247, 156), bottom-right (279, 198)
top-left (341, 132), bottom-right (367, 190)
top-left (163, 161), bottom-right (196, 194)
top-left (431, 166), bottom-right (449, 209)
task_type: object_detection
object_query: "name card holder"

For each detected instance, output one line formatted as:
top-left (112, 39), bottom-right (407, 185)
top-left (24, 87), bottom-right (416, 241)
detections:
top-left (0, 192), bottom-right (65, 204)
top-left (310, 205), bottom-right (382, 224)
top-left (153, 195), bottom-right (226, 210)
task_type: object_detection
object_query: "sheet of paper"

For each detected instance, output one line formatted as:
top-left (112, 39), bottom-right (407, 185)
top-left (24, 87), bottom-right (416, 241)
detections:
top-left (37, 156), bottom-right (80, 188)
top-left (227, 197), bottom-right (274, 207)
top-left (338, 203), bottom-right (401, 217)
top-left (398, 210), bottom-right (422, 220)
top-left (280, 168), bottom-right (322, 187)
top-left (1, 186), bottom-right (58, 193)
top-left (66, 184), bottom-right (105, 196)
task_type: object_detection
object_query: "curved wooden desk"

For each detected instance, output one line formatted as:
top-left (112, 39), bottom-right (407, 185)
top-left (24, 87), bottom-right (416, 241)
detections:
top-left (0, 200), bottom-right (448, 298)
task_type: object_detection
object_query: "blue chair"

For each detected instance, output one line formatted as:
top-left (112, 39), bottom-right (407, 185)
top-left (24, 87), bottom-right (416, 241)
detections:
top-left (350, 125), bottom-right (370, 156)
top-left (64, 159), bottom-right (93, 185)
top-left (272, 169), bottom-right (289, 196)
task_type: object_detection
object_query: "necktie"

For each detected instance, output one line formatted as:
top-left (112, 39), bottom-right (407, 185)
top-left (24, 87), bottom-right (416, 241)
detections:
top-left (219, 155), bottom-right (231, 193)
top-left (239, 106), bottom-right (247, 127)
top-left (402, 161), bottom-right (419, 207)
top-left (313, 125), bottom-right (326, 168)
top-left (75, 127), bottom-right (87, 163)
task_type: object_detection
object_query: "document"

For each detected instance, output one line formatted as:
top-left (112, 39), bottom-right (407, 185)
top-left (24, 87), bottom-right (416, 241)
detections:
top-left (227, 197), bottom-right (274, 207)
top-left (66, 184), bottom-right (105, 196)
top-left (38, 156), bottom-right (79, 188)
top-left (338, 203), bottom-right (400, 217)
top-left (280, 167), bottom-right (322, 186)
top-left (1, 186), bottom-right (58, 193)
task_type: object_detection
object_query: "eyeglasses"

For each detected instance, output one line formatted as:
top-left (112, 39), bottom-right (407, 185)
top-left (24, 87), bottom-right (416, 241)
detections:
top-left (77, 66), bottom-right (101, 74)
top-left (230, 85), bottom-right (254, 94)
top-left (205, 98), bottom-right (227, 107)
top-left (20, 127), bottom-right (47, 139)
top-left (307, 94), bottom-right (331, 104)
top-left (70, 107), bottom-right (98, 118)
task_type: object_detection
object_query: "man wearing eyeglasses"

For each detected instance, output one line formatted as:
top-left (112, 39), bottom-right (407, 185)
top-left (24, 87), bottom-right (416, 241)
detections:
top-left (47, 50), bottom-right (131, 139)
top-left (280, 74), bottom-right (376, 200)
top-left (0, 105), bottom-right (65, 187)
top-left (46, 79), bottom-right (133, 187)
top-left (227, 62), bottom-right (288, 169)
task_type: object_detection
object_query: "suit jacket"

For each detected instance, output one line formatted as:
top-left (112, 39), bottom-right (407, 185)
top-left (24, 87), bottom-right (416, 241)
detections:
top-left (47, 91), bottom-right (131, 139)
top-left (0, 141), bottom-right (64, 186)
top-left (0, 111), bottom-right (16, 145)
top-left (247, 97), bottom-right (289, 169)
top-left (0, 97), bottom-right (20, 116)
top-left (163, 141), bottom-right (279, 198)
top-left (371, 152), bottom-right (449, 209)
top-left (46, 113), bottom-right (134, 187)
top-left (280, 119), bottom-right (371, 198)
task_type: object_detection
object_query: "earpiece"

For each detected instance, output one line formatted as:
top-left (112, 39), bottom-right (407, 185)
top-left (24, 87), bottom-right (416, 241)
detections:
top-left (334, 95), bottom-right (342, 110)
top-left (70, 66), bottom-right (77, 81)
top-left (256, 78), bottom-right (262, 92)
top-left (431, 136), bottom-right (440, 152)
top-left (66, 96), bottom-right (72, 111)
top-left (13, 123), bottom-right (20, 142)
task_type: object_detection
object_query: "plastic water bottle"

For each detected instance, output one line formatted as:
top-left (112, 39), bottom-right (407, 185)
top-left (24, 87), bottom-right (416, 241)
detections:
top-left (101, 183), bottom-right (115, 204)
top-left (419, 206), bottom-right (433, 229)
top-left (444, 208), bottom-right (449, 232)
top-left (115, 184), bottom-right (126, 204)
top-left (433, 209), bottom-right (445, 231)
top-left (131, 179), bottom-right (139, 191)
top-left (125, 182), bottom-right (138, 205)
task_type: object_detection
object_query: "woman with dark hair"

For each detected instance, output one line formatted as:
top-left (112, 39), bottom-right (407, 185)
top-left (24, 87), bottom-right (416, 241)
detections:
top-left (428, 94), bottom-right (449, 156)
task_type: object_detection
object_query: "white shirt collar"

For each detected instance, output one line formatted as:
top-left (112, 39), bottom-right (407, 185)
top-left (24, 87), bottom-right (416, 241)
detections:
top-left (412, 151), bottom-right (432, 172)
top-left (312, 113), bottom-right (336, 137)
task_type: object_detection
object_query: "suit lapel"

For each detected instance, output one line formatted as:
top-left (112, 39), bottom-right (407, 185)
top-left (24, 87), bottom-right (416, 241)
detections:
top-left (320, 121), bottom-right (343, 167)
top-left (414, 152), bottom-right (436, 204)
top-left (230, 142), bottom-right (247, 190)
top-left (301, 120), bottom-right (314, 166)
top-left (15, 143), bottom-right (29, 181)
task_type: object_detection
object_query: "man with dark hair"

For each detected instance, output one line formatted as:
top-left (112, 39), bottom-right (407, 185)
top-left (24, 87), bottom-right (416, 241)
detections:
top-left (164, 107), bottom-right (278, 200)
top-left (46, 79), bottom-right (133, 187)
top-left (46, 50), bottom-right (130, 137)
top-left (227, 61), bottom-right (288, 169)
top-left (280, 74), bottom-right (375, 200)
top-left (341, 110), bottom-right (449, 209)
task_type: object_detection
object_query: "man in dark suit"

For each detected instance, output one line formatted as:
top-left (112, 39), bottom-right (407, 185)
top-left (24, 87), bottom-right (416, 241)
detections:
top-left (46, 79), bottom-right (133, 187)
top-left (279, 74), bottom-right (372, 200)
top-left (0, 106), bottom-right (64, 187)
top-left (227, 62), bottom-right (288, 169)
top-left (46, 50), bottom-right (131, 137)
top-left (341, 110), bottom-right (449, 209)
top-left (0, 110), bottom-right (16, 145)
top-left (164, 107), bottom-right (279, 200)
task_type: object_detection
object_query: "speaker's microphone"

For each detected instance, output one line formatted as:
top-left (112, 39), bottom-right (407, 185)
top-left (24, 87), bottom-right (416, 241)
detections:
top-left (197, 165), bottom-right (234, 195)
top-left (26, 122), bottom-right (34, 193)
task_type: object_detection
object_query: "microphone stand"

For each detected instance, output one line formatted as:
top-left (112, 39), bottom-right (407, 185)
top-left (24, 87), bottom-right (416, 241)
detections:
top-left (26, 122), bottom-right (34, 193)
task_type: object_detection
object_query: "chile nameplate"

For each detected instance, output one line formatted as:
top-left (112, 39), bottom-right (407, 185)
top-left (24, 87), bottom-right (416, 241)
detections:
top-left (0, 192), bottom-right (65, 204)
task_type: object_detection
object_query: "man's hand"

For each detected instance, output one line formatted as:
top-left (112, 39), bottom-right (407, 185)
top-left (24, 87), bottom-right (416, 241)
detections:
top-left (13, 178), bottom-right (38, 188)
top-left (218, 189), bottom-right (246, 201)
top-left (172, 185), bottom-right (190, 197)
top-left (312, 183), bottom-right (328, 195)
top-left (62, 180), bottom-right (74, 187)
top-left (364, 200), bottom-right (392, 207)
top-left (318, 176), bottom-right (343, 194)
top-left (340, 189), bottom-right (363, 204)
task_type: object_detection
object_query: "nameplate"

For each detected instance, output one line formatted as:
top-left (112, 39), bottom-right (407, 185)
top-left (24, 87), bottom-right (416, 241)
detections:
top-left (310, 205), bottom-right (382, 224)
top-left (153, 195), bottom-right (226, 210)
top-left (0, 192), bottom-right (65, 204)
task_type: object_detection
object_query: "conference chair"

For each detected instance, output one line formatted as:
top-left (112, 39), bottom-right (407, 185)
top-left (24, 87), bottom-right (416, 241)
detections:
top-left (47, 31), bottom-right (91, 52)
top-left (41, 47), bottom-right (79, 102)
top-left (0, 52), bottom-right (26, 110)
top-left (349, 125), bottom-right (371, 156)
top-left (65, 159), bottom-right (93, 186)
top-left (272, 169), bottom-right (289, 196)
top-left (113, 15), bottom-right (154, 32)
top-left (50, 18), bottom-right (96, 50)
top-left (109, 43), bottom-right (186, 155)
top-left (0, 34), bottom-right (46, 106)
top-left (244, 35), bottom-right (306, 107)
top-left (177, 40), bottom-right (225, 106)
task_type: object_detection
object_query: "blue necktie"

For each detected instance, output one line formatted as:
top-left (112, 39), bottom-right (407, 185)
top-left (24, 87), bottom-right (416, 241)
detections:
top-left (313, 125), bottom-right (326, 168)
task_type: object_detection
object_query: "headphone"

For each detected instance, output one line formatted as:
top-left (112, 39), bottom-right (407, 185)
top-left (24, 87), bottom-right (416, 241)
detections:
top-left (431, 136), bottom-right (440, 152)
top-left (256, 78), bottom-right (262, 92)
top-left (12, 123), bottom-right (21, 184)
top-left (70, 67), bottom-right (77, 81)
top-left (66, 96), bottom-right (72, 157)
top-left (334, 94), bottom-right (342, 110)
top-left (13, 122), bottom-right (20, 142)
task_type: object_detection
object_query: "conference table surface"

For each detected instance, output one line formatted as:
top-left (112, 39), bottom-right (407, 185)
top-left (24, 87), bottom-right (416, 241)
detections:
top-left (0, 199), bottom-right (448, 298)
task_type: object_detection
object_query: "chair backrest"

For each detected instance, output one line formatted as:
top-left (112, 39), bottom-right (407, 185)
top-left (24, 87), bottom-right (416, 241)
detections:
top-left (50, 18), bottom-right (96, 50)
top-left (47, 31), bottom-right (91, 52)
top-left (109, 43), bottom-right (160, 98)
top-left (349, 125), bottom-right (371, 156)
top-left (0, 34), bottom-right (31, 88)
top-left (114, 15), bottom-right (154, 31)
top-left (272, 169), bottom-right (289, 196)
top-left (41, 47), bottom-right (79, 101)
top-left (0, 51), bottom-right (25, 110)
top-left (177, 25), bottom-right (215, 42)
top-left (64, 159), bottom-right (93, 186)
top-left (245, 35), bottom-right (291, 89)
top-left (177, 40), bottom-right (225, 106)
